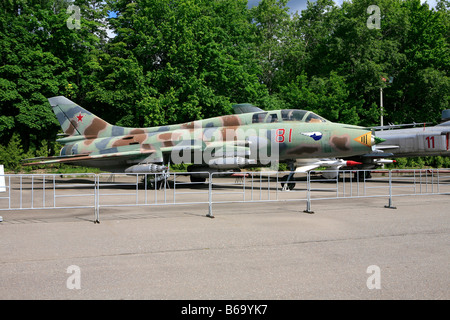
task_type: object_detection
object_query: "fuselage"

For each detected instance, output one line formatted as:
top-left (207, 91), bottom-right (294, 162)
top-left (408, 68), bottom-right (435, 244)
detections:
top-left (57, 109), bottom-right (376, 171)
top-left (376, 122), bottom-right (450, 157)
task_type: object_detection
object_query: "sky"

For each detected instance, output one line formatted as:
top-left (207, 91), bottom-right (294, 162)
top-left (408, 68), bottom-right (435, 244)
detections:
top-left (247, 0), bottom-right (310, 13)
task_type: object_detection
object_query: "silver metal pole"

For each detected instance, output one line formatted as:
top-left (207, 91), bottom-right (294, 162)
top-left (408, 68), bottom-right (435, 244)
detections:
top-left (380, 87), bottom-right (384, 130)
top-left (304, 171), bottom-right (314, 214)
top-left (95, 174), bottom-right (100, 223)
top-left (207, 173), bottom-right (214, 218)
top-left (385, 170), bottom-right (397, 209)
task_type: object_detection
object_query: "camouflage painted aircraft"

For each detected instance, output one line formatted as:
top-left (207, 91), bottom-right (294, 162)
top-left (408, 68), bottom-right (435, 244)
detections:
top-left (24, 96), bottom-right (385, 182)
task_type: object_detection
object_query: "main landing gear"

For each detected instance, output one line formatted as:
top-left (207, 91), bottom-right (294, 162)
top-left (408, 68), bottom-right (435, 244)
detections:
top-left (280, 162), bottom-right (296, 191)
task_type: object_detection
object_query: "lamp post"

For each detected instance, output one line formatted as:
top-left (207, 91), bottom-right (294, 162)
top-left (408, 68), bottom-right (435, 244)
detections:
top-left (380, 76), bottom-right (393, 130)
top-left (380, 86), bottom-right (384, 130)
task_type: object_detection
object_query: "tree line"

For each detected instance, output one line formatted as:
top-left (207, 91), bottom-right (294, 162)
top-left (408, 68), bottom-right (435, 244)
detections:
top-left (0, 0), bottom-right (449, 171)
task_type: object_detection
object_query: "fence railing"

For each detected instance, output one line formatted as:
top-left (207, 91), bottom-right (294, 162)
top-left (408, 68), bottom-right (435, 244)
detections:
top-left (0, 173), bottom-right (97, 210)
top-left (1, 169), bottom-right (449, 222)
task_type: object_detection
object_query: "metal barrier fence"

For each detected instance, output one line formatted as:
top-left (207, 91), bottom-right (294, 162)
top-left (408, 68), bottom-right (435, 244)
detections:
top-left (304, 169), bottom-right (450, 212)
top-left (0, 173), bottom-right (98, 220)
top-left (1, 169), bottom-right (449, 222)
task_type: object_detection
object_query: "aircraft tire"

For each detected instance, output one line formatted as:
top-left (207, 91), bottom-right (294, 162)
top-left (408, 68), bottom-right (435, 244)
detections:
top-left (280, 175), bottom-right (295, 190)
top-left (190, 175), bottom-right (206, 183)
top-left (280, 174), bottom-right (296, 190)
top-left (281, 182), bottom-right (295, 190)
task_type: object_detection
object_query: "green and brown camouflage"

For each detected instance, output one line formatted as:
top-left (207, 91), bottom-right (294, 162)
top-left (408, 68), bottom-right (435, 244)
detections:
top-left (24, 96), bottom-right (385, 173)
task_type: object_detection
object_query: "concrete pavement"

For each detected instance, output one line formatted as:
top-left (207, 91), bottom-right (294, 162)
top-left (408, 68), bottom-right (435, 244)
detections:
top-left (0, 194), bottom-right (449, 300)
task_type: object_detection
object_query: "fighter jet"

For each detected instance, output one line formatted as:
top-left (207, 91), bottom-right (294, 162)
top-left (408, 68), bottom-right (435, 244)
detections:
top-left (24, 96), bottom-right (384, 181)
top-left (345, 109), bottom-right (450, 170)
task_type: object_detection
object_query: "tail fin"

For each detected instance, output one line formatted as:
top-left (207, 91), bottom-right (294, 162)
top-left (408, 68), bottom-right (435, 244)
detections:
top-left (48, 96), bottom-right (113, 139)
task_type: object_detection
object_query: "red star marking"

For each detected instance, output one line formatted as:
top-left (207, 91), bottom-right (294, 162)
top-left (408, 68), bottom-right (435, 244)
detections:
top-left (76, 113), bottom-right (84, 122)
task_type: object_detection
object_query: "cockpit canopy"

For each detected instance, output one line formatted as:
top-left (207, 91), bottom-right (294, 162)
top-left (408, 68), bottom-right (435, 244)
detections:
top-left (281, 109), bottom-right (328, 123)
top-left (251, 109), bottom-right (328, 124)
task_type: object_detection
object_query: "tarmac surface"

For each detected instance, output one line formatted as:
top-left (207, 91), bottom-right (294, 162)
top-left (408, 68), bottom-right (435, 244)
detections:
top-left (0, 184), bottom-right (449, 300)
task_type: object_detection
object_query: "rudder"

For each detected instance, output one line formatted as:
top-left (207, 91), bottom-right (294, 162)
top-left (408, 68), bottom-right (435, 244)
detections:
top-left (48, 96), bottom-right (113, 138)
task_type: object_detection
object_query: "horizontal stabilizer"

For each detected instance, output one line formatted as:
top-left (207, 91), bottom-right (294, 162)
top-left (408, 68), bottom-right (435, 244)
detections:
top-left (23, 149), bottom-right (155, 166)
top-left (23, 154), bottom-right (90, 162)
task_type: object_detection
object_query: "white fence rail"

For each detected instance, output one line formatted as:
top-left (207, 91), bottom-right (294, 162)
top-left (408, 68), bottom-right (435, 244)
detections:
top-left (1, 169), bottom-right (449, 222)
top-left (0, 173), bottom-right (97, 210)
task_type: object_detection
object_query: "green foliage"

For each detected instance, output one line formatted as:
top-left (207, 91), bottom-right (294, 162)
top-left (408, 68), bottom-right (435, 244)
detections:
top-left (170, 163), bottom-right (190, 172)
top-left (0, 0), bottom-right (448, 169)
top-left (389, 156), bottom-right (450, 168)
top-left (0, 0), bottom-right (108, 147)
top-left (0, 133), bottom-right (26, 172)
top-left (100, 0), bottom-right (265, 125)
top-left (47, 165), bottom-right (104, 174)
top-left (280, 71), bottom-right (361, 124)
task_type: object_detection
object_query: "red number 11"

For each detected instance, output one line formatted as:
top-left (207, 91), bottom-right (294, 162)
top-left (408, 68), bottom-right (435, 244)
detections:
top-left (426, 136), bottom-right (435, 148)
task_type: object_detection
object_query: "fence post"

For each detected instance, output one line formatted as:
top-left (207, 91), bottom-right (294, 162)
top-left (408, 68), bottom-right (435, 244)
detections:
top-left (94, 174), bottom-right (100, 223)
top-left (384, 170), bottom-right (397, 209)
top-left (437, 169), bottom-right (440, 194)
top-left (206, 172), bottom-right (214, 218)
top-left (304, 171), bottom-right (314, 214)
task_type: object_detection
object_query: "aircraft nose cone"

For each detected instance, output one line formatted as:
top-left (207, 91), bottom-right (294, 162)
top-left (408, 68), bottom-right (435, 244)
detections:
top-left (352, 131), bottom-right (385, 148)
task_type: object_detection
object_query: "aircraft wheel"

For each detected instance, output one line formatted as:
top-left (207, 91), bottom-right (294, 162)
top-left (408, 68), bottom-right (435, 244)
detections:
top-left (149, 179), bottom-right (164, 189)
top-left (190, 175), bottom-right (206, 183)
top-left (281, 174), bottom-right (295, 190)
top-left (281, 182), bottom-right (295, 190)
top-left (354, 171), bottom-right (372, 181)
top-left (147, 177), bottom-right (165, 189)
top-left (145, 172), bottom-right (169, 189)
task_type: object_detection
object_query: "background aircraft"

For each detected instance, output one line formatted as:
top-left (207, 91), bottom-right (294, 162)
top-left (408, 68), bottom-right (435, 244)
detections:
top-left (24, 96), bottom-right (384, 183)
top-left (344, 109), bottom-right (450, 171)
